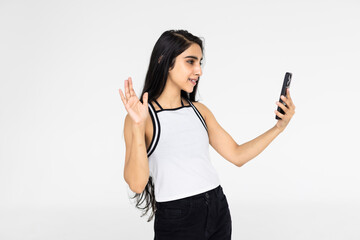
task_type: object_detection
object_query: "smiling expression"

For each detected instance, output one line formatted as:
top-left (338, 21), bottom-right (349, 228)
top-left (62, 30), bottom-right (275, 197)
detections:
top-left (167, 43), bottom-right (203, 93)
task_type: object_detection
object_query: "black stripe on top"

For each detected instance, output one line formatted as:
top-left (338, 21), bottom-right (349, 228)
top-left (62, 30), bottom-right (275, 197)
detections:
top-left (147, 102), bottom-right (161, 157)
top-left (186, 99), bottom-right (208, 135)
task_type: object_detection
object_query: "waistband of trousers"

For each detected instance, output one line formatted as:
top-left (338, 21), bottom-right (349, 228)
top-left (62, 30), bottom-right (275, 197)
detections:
top-left (168, 185), bottom-right (222, 202)
top-left (155, 185), bottom-right (223, 206)
top-left (178, 184), bottom-right (222, 201)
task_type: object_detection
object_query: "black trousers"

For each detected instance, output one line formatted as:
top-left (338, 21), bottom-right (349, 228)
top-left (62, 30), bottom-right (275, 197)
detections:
top-left (154, 185), bottom-right (232, 240)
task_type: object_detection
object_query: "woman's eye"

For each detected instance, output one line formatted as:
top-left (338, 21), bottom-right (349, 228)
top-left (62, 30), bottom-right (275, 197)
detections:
top-left (187, 60), bottom-right (203, 65)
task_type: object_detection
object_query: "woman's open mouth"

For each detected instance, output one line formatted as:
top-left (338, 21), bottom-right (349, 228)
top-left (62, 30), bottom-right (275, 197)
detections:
top-left (188, 78), bottom-right (197, 86)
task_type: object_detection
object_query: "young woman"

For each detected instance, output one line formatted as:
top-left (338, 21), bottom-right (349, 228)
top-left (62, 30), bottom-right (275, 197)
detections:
top-left (119, 30), bottom-right (295, 239)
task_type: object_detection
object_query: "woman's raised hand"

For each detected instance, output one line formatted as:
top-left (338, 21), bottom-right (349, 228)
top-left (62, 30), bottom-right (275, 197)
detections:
top-left (119, 77), bottom-right (149, 125)
top-left (274, 88), bottom-right (296, 132)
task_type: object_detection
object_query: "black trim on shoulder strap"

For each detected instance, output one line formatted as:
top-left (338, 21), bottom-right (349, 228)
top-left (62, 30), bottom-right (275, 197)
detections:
top-left (154, 100), bottom-right (163, 110)
top-left (147, 102), bottom-right (161, 157)
top-left (147, 102), bottom-right (156, 154)
top-left (186, 99), bottom-right (208, 135)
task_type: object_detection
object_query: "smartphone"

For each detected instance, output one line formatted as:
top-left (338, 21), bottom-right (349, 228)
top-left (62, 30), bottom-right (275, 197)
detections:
top-left (275, 72), bottom-right (292, 120)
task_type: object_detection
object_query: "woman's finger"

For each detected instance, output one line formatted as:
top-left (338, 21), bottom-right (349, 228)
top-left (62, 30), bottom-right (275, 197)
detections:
top-left (119, 89), bottom-right (127, 105)
top-left (143, 92), bottom-right (148, 105)
top-left (279, 95), bottom-right (290, 109)
top-left (124, 78), bottom-right (130, 100)
top-left (281, 94), bottom-right (294, 110)
top-left (129, 77), bottom-right (136, 97)
top-left (274, 109), bottom-right (285, 119)
top-left (276, 101), bottom-right (289, 114)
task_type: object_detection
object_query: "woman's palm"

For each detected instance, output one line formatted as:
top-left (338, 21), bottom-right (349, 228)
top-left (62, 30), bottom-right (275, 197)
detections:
top-left (119, 77), bottom-right (149, 125)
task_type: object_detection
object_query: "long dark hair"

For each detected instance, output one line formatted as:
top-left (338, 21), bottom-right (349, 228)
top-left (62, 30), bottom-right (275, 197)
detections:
top-left (129, 29), bottom-right (205, 222)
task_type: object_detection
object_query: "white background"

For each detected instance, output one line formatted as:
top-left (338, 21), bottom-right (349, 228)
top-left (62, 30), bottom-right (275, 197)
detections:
top-left (1, 0), bottom-right (359, 239)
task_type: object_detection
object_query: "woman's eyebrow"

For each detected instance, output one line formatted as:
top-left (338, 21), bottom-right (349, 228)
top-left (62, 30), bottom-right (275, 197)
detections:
top-left (184, 56), bottom-right (203, 61)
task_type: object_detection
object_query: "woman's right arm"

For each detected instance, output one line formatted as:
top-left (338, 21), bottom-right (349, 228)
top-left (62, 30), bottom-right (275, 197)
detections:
top-left (119, 77), bottom-right (149, 194)
top-left (123, 114), bottom-right (149, 193)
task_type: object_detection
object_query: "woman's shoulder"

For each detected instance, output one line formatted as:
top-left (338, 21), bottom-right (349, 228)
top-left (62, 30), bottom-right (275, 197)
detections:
top-left (189, 100), bottom-right (209, 121)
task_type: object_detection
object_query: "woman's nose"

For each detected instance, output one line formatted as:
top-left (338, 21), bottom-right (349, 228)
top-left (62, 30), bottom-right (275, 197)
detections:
top-left (195, 65), bottom-right (202, 76)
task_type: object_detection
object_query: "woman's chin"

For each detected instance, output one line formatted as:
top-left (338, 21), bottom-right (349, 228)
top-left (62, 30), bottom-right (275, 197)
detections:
top-left (184, 87), bottom-right (194, 94)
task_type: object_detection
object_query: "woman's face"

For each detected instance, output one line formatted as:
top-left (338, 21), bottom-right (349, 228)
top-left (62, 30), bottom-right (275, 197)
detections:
top-left (168, 43), bottom-right (203, 93)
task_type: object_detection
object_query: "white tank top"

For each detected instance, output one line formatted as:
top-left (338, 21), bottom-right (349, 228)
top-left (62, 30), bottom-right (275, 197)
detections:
top-left (147, 97), bottom-right (221, 202)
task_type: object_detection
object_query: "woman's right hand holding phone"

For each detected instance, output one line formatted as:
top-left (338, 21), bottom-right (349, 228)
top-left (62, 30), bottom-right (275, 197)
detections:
top-left (119, 77), bottom-right (149, 126)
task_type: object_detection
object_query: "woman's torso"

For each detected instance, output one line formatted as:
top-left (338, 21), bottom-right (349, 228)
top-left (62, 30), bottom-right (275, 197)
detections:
top-left (143, 96), bottom-right (221, 202)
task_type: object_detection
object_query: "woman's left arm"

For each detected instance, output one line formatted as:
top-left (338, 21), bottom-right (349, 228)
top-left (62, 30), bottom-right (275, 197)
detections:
top-left (196, 88), bottom-right (295, 167)
top-left (236, 88), bottom-right (296, 166)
